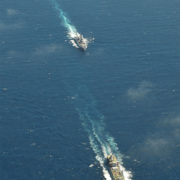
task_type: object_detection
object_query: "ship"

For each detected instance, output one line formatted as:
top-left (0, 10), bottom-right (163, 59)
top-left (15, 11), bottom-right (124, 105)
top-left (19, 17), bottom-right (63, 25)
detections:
top-left (107, 154), bottom-right (125, 180)
top-left (73, 33), bottom-right (88, 51)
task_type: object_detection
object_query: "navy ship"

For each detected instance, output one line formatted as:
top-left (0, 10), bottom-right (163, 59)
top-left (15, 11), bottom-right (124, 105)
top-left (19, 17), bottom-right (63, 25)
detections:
top-left (73, 33), bottom-right (88, 51)
top-left (107, 154), bottom-right (125, 180)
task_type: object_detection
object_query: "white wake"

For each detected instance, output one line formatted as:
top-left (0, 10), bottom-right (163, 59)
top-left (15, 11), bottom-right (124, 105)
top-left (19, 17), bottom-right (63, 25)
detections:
top-left (50, 1), bottom-right (132, 178)
top-left (75, 87), bottom-right (133, 180)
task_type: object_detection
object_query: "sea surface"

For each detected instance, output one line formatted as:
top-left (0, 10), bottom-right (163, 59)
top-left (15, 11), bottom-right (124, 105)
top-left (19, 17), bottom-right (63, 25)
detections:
top-left (0, 0), bottom-right (180, 179)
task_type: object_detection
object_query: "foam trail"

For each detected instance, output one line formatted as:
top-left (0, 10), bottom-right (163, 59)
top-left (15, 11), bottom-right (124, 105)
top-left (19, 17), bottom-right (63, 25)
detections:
top-left (50, 0), bottom-right (90, 49)
top-left (53, 2), bottom-right (132, 177)
top-left (89, 135), bottom-right (112, 180)
top-left (78, 109), bottom-right (111, 180)
top-left (71, 86), bottom-right (132, 180)
top-left (51, 0), bottom-right (77, 34)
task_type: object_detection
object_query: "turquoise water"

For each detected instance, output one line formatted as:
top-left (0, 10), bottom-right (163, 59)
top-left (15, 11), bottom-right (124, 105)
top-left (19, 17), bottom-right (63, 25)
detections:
top-left (0, 0), bottom-right (180, 179)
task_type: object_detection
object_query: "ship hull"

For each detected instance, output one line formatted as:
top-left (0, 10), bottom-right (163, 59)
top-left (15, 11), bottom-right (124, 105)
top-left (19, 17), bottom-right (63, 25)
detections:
top-left (74, 39), bottom-right (87, 51)
top-left (107, 155), bottom-right (125, 180)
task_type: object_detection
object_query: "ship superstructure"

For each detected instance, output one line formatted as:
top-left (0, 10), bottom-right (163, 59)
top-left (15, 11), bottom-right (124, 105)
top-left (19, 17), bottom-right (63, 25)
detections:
top-left (73, 33), bottom-right (88, 51)
top-left (107, 154), bottom-right (125, 180)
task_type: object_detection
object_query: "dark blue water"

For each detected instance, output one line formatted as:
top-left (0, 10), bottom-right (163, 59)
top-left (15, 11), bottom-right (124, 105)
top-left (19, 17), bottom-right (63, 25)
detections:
top-left (0, 0), bottom-right (180, 179)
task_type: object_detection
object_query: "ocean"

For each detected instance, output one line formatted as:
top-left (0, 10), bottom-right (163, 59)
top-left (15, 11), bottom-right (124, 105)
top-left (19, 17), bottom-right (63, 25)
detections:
top-left (0, 0), bottom-right (180, 179)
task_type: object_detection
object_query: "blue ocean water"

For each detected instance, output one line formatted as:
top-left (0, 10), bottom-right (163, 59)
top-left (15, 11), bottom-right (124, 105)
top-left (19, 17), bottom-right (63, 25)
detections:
top-left (0, 0), bottom-right (180, 179)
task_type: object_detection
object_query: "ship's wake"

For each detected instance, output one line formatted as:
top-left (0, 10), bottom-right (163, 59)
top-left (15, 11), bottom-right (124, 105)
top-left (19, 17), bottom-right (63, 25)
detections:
top-left (51, 0), bottom-right (92, 50)
top-left (69, 85), bottom-right (132, 180)
top-left (50, 1), bottom-right (132, 179)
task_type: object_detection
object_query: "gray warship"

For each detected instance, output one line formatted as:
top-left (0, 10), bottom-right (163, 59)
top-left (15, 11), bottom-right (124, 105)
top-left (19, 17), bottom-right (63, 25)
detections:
top-left (107, 154), bottom-right (125, 180)
top-left (73, 33), bottom-right (88, 51)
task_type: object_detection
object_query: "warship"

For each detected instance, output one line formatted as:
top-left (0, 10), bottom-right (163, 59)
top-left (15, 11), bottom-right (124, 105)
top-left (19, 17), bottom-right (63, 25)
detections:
top-left (107, 154), bottom-right (125, 180)
top-left (73, 33), bottom-right (88, 51)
